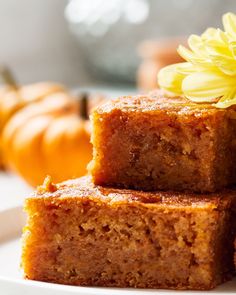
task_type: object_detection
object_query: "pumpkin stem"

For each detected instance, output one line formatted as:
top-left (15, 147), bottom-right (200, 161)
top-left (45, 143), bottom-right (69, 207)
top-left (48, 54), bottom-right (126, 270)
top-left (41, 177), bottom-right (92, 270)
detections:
top-left (79, 93), bottom-right (89, 120)
top-left (0, 66), bottom-right (19, 90)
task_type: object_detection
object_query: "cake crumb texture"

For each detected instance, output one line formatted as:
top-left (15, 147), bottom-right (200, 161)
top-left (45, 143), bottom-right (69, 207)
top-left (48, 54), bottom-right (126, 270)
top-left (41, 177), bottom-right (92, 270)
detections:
top-left (22, 176), bottom-right (236, 290)
top-left (89, 90), bottom-right (236, 193)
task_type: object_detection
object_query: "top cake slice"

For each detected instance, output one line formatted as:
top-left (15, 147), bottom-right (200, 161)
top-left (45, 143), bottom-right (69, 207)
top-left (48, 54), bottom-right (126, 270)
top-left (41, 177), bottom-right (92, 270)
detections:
top-left (89, 90), bottom-right (236, 193)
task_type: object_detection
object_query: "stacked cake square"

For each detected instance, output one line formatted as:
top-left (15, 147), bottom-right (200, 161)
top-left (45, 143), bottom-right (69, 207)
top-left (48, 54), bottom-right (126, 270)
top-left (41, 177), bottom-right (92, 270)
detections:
top-left (22, 91), bottom-right (236, 290)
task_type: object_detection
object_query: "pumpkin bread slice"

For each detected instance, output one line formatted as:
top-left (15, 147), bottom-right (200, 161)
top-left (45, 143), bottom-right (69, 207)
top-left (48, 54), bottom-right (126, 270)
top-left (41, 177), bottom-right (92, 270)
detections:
top-left (89, 90), bottom-right (236, 193)
top-left (22, 176), bottom-right (236, 290)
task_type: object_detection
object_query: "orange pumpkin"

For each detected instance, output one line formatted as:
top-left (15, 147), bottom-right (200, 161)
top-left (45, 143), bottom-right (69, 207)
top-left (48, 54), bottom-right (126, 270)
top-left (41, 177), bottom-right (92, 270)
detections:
top-left (2, 92), bottom-right (104, 186)
top-left (0, 82), bottom-right (67, 167)
top-left (0, 82), bottom-right (65, 126)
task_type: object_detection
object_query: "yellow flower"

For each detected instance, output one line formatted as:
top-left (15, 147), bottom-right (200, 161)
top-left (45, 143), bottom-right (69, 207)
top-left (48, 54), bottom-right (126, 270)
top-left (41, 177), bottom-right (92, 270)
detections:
top-left (157, 12), bottom-right (236, 108)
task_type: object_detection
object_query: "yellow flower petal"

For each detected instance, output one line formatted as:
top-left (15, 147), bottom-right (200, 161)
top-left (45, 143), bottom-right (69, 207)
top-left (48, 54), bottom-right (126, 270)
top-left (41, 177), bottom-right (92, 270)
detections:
top-left (229, 40), bottom-right (236, 58)
top-left (216, 29), bottom-right (229, 44)
top-left (223, 12), bottom-right (236, 39)
top-left (205, 39), bottom-right (231, 56)
top-left (177, 45), bottom-right (198, 62)
top-left (215, 88), bottom-right (236, 108)
top-left (176, 62), bottom-right (217, 75)
top-left (177, 45), bottom-right (211, 66)
top-left (203, 37), bottom-right (236, 74)
top-left (202, 28), bottom-right (228, 44)
top-left (177, 45), bottom-right (195, 62)
top-left (175, 62), bottom-right (197, 74)
top-left (158, 64), bottom-right (185, 94)
top-left (215, 98), bottom-right (236, 108)
top-left (188, 34), bottom-right (207, 57)
top-left (201, 28), bottom-right (217, 40)
top-left (209, 54), bottom-right (236, 75)
top-left (182, 71), bottom-right (236, 102)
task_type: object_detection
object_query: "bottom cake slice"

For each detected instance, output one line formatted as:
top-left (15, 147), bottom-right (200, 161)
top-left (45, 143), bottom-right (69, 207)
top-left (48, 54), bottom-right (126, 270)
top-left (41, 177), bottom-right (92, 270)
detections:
top-left (22, 176), bottom-right (236, 290)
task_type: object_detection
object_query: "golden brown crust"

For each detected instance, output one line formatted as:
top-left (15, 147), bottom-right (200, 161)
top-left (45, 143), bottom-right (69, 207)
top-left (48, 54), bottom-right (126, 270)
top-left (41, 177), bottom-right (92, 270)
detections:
top-left (31, 176), bottom-right (236, 208)
top-left (95, 90), bottom-right (231, 115)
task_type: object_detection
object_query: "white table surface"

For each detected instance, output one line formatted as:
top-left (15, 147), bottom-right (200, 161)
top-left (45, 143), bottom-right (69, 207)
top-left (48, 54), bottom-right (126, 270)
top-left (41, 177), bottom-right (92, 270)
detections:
top-left (0, 172), bottom-right (32, 211)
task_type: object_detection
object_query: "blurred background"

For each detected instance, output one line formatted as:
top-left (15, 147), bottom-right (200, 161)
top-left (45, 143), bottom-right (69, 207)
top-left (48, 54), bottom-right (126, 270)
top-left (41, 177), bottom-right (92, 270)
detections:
top-left (1, 0), bottom-right (236, 206)
top-left (1, 0), bottom-right (236, 89)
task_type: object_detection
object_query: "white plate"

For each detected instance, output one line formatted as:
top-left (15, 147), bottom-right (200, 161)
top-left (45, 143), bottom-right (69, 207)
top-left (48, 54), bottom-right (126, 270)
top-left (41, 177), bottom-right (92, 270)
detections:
top-left (0, 207), bottom-right (236, 295)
